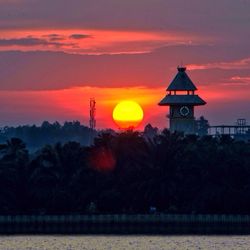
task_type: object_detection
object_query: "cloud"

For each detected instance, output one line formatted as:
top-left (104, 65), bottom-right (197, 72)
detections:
top-left (231, 76), bottom-right (250, 82)
top-left (49, 37), bottom-right (65, 41)
top-left (44, 34), bottom-right (66, 41)
top-left (0, 29), bottom-right (209, 55)
top-left (225, 76), bottom-right (250, 86)
top-left (46, 34), bottom-right (61, 38)
top-left (0, 44), bottom-right (242, 91)
top-left (0, 41), bottom-right (248, 93)
top-left (69, 34), bottom-right (92, 39)
top-left (0, 0), bottom-right (249, 36)
top-left (0, 37), bottom-right (71, 47)
top-left (187, 58), bottom-right (250, 71)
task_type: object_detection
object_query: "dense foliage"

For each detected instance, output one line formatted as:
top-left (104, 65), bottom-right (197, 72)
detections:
top-left (0, 129), bottom-right (250, 215)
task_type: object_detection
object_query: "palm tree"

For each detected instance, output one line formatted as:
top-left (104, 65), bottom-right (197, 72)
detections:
top-left (0, 138), bottom-right (28, 164)
top-left (0, 138), bottom-right (29, 213)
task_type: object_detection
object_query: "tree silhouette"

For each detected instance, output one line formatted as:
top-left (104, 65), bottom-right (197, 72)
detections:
top-left (0, 127), bottom-right (250, 214)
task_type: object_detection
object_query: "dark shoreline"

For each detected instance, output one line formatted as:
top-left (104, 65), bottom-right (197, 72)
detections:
top-left (0, 214), bottom-right (250, 235)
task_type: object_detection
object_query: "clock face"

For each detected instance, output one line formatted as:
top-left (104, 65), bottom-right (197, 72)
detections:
top-left (180, 106), bottom-right (190, 117)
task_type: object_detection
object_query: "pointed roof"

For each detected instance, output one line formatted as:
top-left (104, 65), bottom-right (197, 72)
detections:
top-left (167, 67), bottom-right (197, 91)
top-left (159, 94), bottom-right (206, 106)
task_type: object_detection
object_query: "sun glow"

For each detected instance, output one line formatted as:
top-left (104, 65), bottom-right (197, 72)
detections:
top-left (112, 100), bottom-right (144, 129)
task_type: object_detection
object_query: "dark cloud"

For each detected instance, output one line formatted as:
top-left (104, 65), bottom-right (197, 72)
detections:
top-left (0, 37), bottom-right (73, 47)
top-left (69, 34), bottom-right (92, 39)
top-left (46, 34), bottom-right (61, 38)
top-left (44, 34), bottom-right (65, 41)
top-left (0, 38), bottom-right (47, 46)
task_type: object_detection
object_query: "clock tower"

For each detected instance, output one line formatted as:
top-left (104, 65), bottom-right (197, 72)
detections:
top-left (159, 66), bottom-right (206, 134)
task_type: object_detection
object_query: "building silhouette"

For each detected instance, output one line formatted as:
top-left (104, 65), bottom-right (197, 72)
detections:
top-left (159, 66), bottom-right (206, 134)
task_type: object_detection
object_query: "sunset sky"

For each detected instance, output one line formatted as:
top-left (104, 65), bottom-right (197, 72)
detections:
top-left (0, 0), bottom-right (250, 129)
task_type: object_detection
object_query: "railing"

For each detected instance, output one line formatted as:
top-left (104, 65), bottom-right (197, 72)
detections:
top-left (209, 125), bottom-right (250, 136)
top-left (0, 214), bottom-right (250, 234)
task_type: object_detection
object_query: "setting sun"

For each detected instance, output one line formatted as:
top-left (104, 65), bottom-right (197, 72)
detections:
top-left (112, 100), bottom-right (144, 129)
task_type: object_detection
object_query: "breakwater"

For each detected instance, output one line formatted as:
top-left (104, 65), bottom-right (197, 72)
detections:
top-left (0, 214), bottom-right (250, 234)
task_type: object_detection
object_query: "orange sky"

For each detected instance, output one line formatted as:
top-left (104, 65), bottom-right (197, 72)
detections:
top-left (1, 82), bottom-right (250, 129)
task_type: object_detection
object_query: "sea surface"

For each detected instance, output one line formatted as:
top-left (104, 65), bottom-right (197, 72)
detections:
top-left (0, 236), bottom-right (250, 250)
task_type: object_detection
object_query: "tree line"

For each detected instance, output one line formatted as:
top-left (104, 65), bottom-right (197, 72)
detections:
top-left (0, 121), bottom-right (96, 151)
top-left (0, 126), bottom-right (250, 215)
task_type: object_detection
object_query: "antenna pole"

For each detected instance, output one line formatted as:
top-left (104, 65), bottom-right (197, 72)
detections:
top-left (89, 98), bottom-right (96, 129)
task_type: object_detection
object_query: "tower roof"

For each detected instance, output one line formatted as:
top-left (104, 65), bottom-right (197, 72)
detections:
top-left (159, 94), bottom-right (206, 106)
top-left (167, 67), bottom-right (197, 91)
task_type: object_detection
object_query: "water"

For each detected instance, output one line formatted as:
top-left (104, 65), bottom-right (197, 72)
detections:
top-left (0, 236), bottom-right (249, 250)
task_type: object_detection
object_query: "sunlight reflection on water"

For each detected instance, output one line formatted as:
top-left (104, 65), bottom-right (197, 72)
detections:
top-left (0, 236), bottom-right (249, 250)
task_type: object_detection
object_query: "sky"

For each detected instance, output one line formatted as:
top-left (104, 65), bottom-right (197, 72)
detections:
top-left (0, 0), bottom-right (250, 129)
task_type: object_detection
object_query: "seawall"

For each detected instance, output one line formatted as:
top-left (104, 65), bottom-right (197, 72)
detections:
top-left (0, 214), bottom-right (250, 235)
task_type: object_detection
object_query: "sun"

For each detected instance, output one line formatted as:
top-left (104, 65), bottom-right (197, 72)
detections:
top-left (112, 100), bottom-right (144, 129)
